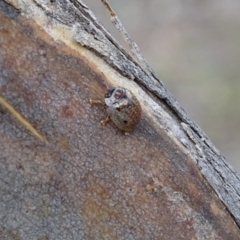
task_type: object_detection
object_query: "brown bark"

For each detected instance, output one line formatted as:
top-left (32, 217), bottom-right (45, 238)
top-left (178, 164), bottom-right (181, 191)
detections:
top-left (0, 1), bottom-right (239, 239)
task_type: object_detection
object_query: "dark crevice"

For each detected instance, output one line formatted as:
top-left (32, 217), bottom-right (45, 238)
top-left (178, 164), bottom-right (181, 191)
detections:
top-left (1, 1), bottom-right (20, 19)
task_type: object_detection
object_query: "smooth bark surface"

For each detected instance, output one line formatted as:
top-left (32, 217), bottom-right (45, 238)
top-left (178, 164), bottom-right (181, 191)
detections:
top-left (0, 1), bottom-right (240, 239)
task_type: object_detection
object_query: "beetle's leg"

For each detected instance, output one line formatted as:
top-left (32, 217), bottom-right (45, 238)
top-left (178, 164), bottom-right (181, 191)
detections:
top-left (101, 116), bottom-right (110, 126)
top-left (89, 99), bottom-right (103, 105)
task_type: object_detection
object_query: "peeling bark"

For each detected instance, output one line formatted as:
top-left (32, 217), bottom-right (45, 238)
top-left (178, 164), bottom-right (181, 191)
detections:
top-left (0, 1), bottom-right (240, 239)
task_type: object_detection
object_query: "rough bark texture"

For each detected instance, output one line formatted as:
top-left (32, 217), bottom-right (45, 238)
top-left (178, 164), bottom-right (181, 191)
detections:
top-left (0, 0), bottom-right (240, 239)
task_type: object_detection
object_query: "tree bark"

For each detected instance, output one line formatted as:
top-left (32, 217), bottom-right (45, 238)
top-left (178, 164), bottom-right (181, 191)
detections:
top-left (0, 0), bottom-right (240, 239)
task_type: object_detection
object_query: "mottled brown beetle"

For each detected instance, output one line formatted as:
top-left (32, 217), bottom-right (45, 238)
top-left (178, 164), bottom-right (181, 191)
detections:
top-left (90, 86), bottom-right (141, 135)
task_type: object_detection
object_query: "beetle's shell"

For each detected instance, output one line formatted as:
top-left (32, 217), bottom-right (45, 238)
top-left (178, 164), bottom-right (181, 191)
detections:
top-left (104, 87), bottom-right (141, 132)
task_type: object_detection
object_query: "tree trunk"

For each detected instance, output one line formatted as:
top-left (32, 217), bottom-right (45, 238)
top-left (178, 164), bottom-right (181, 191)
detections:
top-left (0, 1), bottom-right (240, 239)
